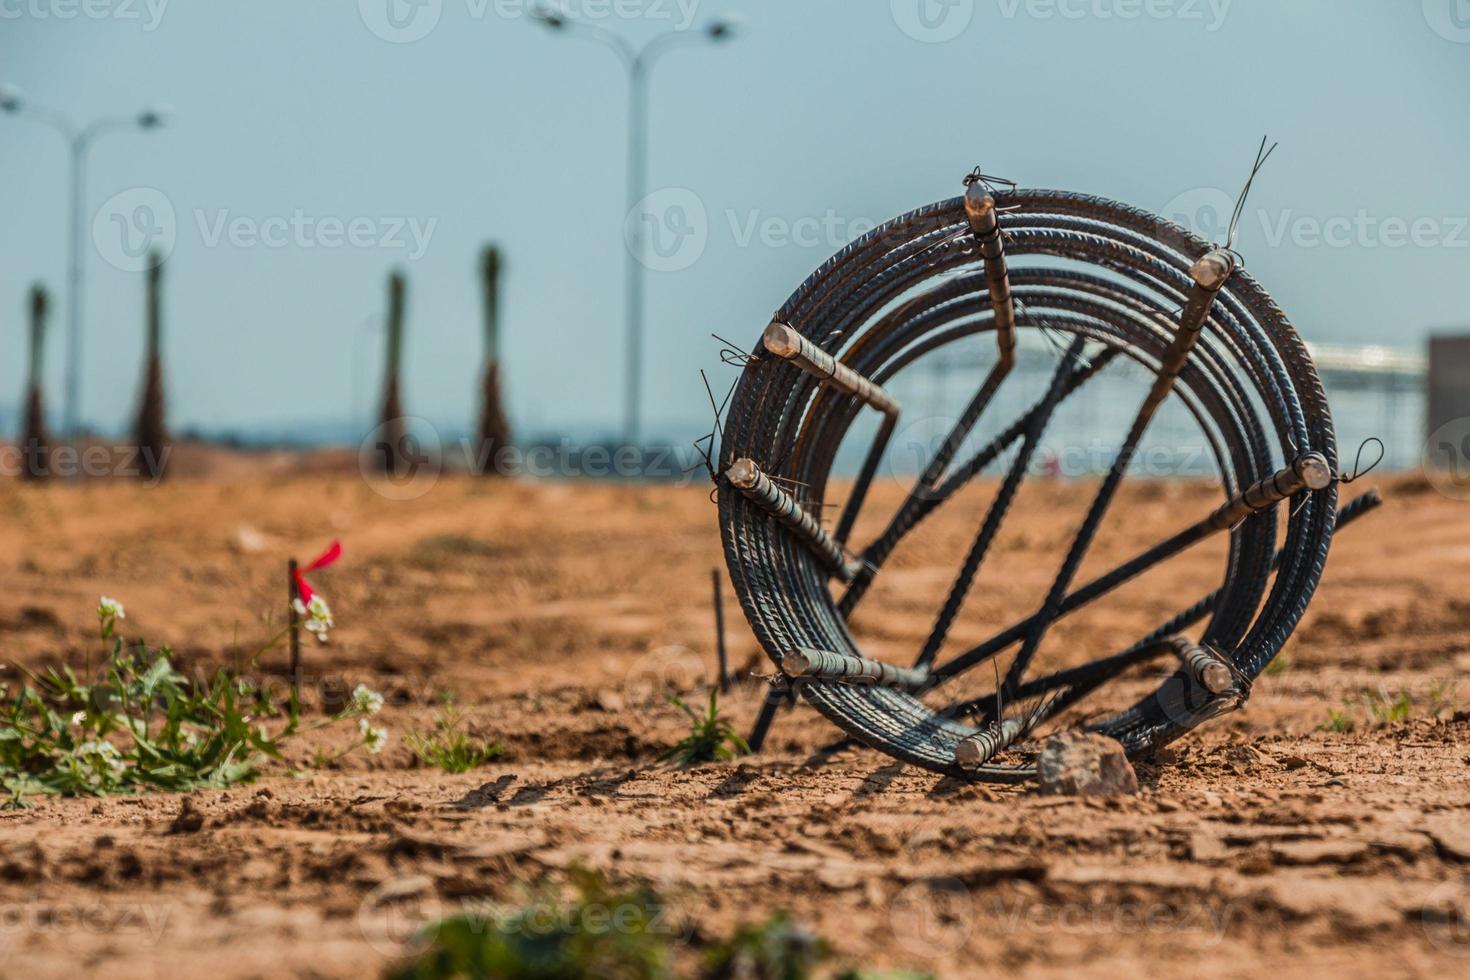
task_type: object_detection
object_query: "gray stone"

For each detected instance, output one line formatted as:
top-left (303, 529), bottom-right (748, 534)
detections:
top-left (1037, 732), bottom-right (1139, 797)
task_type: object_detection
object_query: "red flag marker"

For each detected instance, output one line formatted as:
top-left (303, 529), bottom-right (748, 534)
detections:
top-left (292, 540), bottom-right (342, 605)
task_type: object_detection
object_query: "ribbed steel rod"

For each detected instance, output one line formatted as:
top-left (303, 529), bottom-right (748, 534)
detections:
top-left (954, 712), bottom-right (1035, 771)
top-left (1000, 250), bottom-right (1237, 695)
top-left (763, 321), bottom-right (900, 417)
top-left (838, 348), bottom-right (1118, 617)
top-left (934, 450), bottom-right (1333, 687)
top-left (916, 338), bottom-right (1087, 669)
top-left (942, 491), bottom-right (1383, 726)
top-left (963, 182), bottom-right (1017, 366)
top-left (1172, 636), bottom-right (1238, 694)
top-left (726, 458), bottom-right (861, 582)
top-left (781, 647), bottom-right (929, 692)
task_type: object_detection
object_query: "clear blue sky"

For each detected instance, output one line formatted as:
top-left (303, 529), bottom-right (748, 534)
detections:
top-left (2, 0), bottom-right (1467, 442)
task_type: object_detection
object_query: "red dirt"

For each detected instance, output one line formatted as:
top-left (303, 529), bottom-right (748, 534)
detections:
top-left (0, 464), bottom-right (1466, 978)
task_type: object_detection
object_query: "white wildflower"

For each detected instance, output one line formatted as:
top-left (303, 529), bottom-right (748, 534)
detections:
top-left (75, 740), bottom-right (118, 758)
top-left (71, 711), bottom-right (87, 727)
top-left (98, 597), bottom-right (126, 621)
top-left (291, 598), bottom-right (307, 616)
top-left (351, 684), bottom-right (384, 716)
top-left (359, 718), bottom-right (388, 755)
top-left (302, 595), bottom-right (333, 643)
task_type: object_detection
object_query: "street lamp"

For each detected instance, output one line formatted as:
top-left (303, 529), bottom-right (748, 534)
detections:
top-left (530, 3), bottom-right (741, 451)
top-left (1, 85), bottom-right (171, 450)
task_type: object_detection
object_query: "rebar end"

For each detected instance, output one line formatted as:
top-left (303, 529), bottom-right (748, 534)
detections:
top-left (1199, 661), bottom-right (1235, 695)
top-left (964, 184), bottom-right (996, 230)
top-left (1295, 452), bottom-right (1334, 491)
top-left (954, 736), bottom-right (984, 770)
top-left (762, 321), bottom-right (801, 359)
top-left (780, 649), bottom-right (815, 677)
top-left (725, 458), bottom-right (760, 490)
top-left (1190, 249), bottom-right (1236, 291)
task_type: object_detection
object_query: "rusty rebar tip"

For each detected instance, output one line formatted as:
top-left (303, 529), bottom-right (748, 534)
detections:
top-left (1295, 452), bottom-right (1333, 491)
top-left (1198, 660), bottom-right (1235, 695)
top-left (964, 184), bottom-right (996, 228)
top-left (954, 737), bottom-right (986, 769)
top-left (762, 321), bottom-right (801, 359)
top-left (1190, 249), bottom-right (1236, 291)
top-left (725, 457), bottom-right (760, 490)
top-left (780, 649), bottom-right (816, 676)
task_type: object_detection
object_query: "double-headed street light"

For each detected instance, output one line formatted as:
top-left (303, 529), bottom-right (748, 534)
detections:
top-left (530, 4), bottom-right (741, 451)
top-left (0, 84), bottom-right (171, 448)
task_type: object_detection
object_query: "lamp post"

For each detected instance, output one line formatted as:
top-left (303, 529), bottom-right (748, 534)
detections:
top-left (529, 4), bottom-right (741, 451)
top-left (0, 85), bottom-right (170, 450)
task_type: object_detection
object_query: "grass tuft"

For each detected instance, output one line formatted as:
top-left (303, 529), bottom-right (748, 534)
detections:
top-left (404, 704), bottom-right (504, 774)
top-left (659, 690), bottom-right (749, 768)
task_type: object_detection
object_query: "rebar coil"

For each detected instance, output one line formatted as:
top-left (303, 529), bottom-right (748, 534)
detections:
top-left (717, 188), bottom-right (1338, 782)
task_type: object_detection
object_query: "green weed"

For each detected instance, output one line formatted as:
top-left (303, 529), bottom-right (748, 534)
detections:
top-left (0, 599), bottom-right (383, 805)
top-left (659, 691), bottom-right (749, 768)
top-left (405, 704), bottom-right (504, 774)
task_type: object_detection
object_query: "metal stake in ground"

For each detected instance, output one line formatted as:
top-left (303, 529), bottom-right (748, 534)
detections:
top-left (712, 568), bottom-right (730, 693)
top-left (288, 558), bottom-right (302, 708)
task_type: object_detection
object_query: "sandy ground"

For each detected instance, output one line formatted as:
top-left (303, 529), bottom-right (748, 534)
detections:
top-left (0, 458), bottom-right (1467, 978)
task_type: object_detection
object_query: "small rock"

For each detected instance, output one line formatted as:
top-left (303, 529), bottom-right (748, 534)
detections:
top-left (1037, 732), bottom-right (1139, 797)
top-left (167, 798), bottom-right (206, 835)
